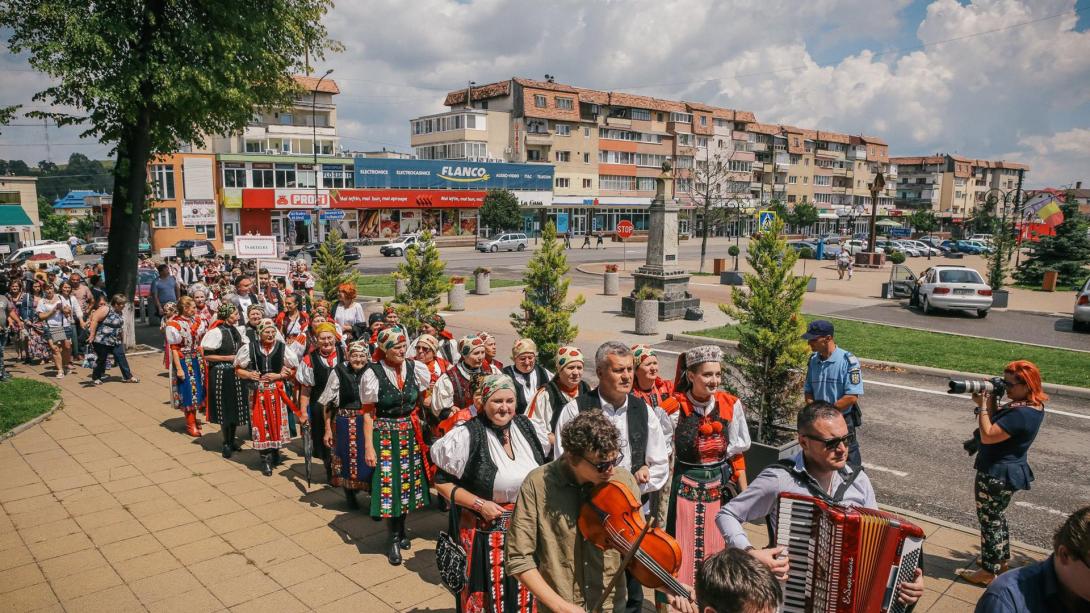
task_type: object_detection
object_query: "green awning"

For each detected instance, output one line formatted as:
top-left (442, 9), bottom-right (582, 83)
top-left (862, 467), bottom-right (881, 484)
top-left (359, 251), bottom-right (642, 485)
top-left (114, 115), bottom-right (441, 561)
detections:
top-left (0, 206), bottom-right (33, 227)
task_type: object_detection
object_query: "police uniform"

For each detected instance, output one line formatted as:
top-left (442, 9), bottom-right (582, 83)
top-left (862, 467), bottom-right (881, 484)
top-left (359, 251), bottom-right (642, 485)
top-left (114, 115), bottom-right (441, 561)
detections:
top-left (804, 346), bottom-right (864, 464)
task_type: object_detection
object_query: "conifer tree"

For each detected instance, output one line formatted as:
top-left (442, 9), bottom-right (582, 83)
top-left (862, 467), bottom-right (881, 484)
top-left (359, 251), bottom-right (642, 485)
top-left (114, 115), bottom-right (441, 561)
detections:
top-left (313, 228), bottom-right (359, 300)
top-left (1015, 194), bottom-right (1090, 288)
top-left (720, 218), bottom-right (810, 444)
top-left (394, 229), bottom-right (448, 332)
top-left (511, 221), bottom-right (585, 370)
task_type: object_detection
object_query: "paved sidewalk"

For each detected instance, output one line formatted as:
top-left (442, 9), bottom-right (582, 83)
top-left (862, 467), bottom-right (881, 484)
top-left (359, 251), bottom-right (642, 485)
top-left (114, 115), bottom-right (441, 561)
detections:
top-left (1, 346), bottom-right (1045, 612)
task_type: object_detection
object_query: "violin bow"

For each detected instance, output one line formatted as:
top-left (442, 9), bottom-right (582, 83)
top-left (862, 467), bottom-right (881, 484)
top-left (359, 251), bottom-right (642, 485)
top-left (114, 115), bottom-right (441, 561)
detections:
top-left (588, 517), bottom-right (657, 613)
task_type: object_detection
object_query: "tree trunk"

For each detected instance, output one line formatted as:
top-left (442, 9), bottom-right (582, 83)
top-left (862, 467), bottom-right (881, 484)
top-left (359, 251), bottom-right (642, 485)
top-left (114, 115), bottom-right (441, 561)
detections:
top-left (699, 199), bottom-right (711, 273)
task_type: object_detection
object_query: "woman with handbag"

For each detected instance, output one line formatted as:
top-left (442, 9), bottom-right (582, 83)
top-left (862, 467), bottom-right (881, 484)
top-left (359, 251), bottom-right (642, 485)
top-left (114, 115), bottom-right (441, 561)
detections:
top-left (429, 373), bottom-right (551, 613)
top-left (36, 283), bottom-right (72, 378)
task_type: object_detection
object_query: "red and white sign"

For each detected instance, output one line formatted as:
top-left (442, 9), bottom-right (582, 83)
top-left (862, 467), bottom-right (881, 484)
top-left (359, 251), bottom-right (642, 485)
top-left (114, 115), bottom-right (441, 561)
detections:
top-left (233, 235), bottom-right (279, 259)
top-left (272, 189), bottom-right (329, 209)
top-left (616, 220), bottom-right (634, 239)
top-left (243, 189), bottom-right (485, 210)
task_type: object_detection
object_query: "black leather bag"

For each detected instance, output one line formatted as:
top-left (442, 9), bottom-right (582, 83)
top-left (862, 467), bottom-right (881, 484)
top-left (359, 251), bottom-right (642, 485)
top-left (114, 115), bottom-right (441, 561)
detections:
top-left (435, 486), bottom-right (468, 595)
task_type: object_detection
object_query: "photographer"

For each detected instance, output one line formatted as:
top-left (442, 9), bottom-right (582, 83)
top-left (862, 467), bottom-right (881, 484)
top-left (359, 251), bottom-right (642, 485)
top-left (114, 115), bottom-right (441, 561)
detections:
top-left (959, 360), bottom-right (1047, 587)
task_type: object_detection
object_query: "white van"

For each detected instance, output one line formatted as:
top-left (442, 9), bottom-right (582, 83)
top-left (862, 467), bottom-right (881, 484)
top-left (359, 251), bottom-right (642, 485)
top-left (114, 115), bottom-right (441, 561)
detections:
top-left (5, 242), bottom-right (76, 266)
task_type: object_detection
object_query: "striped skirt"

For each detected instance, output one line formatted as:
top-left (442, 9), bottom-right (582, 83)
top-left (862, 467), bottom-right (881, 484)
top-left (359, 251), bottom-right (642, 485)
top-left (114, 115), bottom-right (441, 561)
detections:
top-left (369, 416), bottom-right (429, 518)
top-left (331, 408), bottom-right (373, 491)
top-left (458, 508), bottom-right (535, 613)
top-left (667, 465), bottom-right (731, 591)
top-left (174, 355), bottom-right (206, 411)
top-left (249, 381), bottom-right (297, 451)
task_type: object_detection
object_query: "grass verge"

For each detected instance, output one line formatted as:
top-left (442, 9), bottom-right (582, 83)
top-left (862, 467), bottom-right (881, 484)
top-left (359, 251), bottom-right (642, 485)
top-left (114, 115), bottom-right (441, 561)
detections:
top-left (357, 274), bottom-right (523, 297)
top-left (692, 314), bottom-right (1090, 389)
top-left (0, 378), bottom-right (61, 434)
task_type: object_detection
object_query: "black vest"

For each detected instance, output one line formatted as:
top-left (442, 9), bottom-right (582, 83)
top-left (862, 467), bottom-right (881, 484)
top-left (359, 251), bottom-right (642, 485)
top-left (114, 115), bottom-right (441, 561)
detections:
top-left (370, 359), bottom-right (420, 419)
top-left (308, 346), bottom-right (345, 403)
top-left (503, 364), bottom-right (551, 415)
top-left (207, 324), bottom-right (241, 357)
top-left (449, 415), bottom-right (548, 501)
top-left (674, 402), bottom-right (732, 467)
top-left (332, 362), bottom-right (366, 410)
top-left (545, 379), bottom-right (593, 433)
top-left (576, 391), bottom-right (650, 472)
top-left (248, 341), bottom-right (285, 375)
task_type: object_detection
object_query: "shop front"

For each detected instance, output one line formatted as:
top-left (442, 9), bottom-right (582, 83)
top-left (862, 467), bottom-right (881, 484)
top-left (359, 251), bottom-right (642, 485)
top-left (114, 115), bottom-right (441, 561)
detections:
top-left (545, 196), bottom-right (690, 236)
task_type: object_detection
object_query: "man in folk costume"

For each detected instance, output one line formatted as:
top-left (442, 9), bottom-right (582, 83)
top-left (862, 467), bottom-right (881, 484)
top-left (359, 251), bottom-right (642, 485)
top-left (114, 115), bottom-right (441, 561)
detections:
top-left (553, 341), bottom-right (670, 613)
top-left (408, 313), bottom-right (456, 363)
top-left (526, 345), bottom-right (593, 448)
top-left (166, 296), bottom-right (208, 437)
top-left (297, 321), bottom-right (344, 485)
top-left (478, 331), bottom-right (504, 372)
top-left (662, 345), bottom-right (751, 600)
top-left (201, 303), bottom-right (248, 458)
top-left (234, 318), bottom-right (306, 476)
top-left (275, 293), bottom-right (310, 360)
top-left (630, 344), bottom-right (678, 528)
top-left (502, 338), bottom-right (552, 415)
top-left (361, 327), bottom-right (432, 566)
top-left (317, 339), bottom-right (371, 510)
top-left (431, 334), bottom-right (489, 439)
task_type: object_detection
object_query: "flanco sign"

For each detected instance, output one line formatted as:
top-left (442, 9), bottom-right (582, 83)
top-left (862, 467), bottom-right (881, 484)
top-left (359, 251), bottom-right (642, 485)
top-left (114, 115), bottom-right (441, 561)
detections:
top-left (354, 158), bottom-right (552, 191)
top-left (438, 165), bottom-right (490, 183)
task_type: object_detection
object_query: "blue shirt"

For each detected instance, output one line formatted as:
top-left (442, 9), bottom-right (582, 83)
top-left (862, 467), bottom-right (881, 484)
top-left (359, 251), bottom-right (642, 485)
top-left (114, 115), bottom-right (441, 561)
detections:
top-left (974, 403), bottom-right (1045, 491)
top-left (804, 347), bottom-right (864, 408)
top-left (975, 556), bottom-right (1083, 613)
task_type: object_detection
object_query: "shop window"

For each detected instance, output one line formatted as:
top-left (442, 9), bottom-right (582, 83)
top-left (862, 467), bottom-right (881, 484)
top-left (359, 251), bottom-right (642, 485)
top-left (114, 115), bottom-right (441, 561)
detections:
top-left (152, 207), bottom-right (177, 228)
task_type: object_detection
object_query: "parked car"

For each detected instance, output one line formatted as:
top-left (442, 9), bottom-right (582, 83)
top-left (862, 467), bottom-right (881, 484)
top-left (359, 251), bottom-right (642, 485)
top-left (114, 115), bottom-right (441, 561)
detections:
top-left (918, 236), bottom-right (950, 253)
top-left (135, 267), bottom-right (159, 312)
top-left (876, 239), bottom-right (909, 256)
top-left (5, 242), bottom-right (75, 266)
top-left (941, 240), bottom-right (986, 254)
top-left (968, 234), bottom-right (994, 244)
top-left (85, 237), bottom-right (110, 254)
top-left (964, 240), bottom-right (994, 254)
top-left (841, 239), bottom-right (883, 256)
top-left (901, 239), bottom-right (942, 256)
top-left (890, 240), bottom-right (924, 257)
top-left (476, 232), bottom-right (528, 253)
top-left (1074, 276), bottom-right (1090, 332)
top-left (171, 239), bottom-right (216, 258)
top-left (381, 234), bottom-right (429, 257)
top-left (912, 265), bottom-right (993, 318)
top-left (285, 242), bottom-right (361, 262)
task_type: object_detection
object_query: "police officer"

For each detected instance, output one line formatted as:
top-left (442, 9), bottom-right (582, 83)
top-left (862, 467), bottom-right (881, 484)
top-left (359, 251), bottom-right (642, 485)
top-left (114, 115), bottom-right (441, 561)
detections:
top-left (802, 320), bottom-right (864, 465)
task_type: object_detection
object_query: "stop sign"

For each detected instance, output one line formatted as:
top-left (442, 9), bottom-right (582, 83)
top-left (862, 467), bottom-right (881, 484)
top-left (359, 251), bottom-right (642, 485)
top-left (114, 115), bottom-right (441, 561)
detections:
top-left (616, 220), bottom-right (634, 239)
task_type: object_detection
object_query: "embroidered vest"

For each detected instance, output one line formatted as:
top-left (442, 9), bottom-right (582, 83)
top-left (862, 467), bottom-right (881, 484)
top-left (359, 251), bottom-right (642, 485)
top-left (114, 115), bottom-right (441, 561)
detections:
top-left (545, 379), bottom-right (593, 433)
top-left (332, 362), bottom-right (365, 410)
top-left (445, 364), bottom-right (477, 411)
top-left (503, 364), bottom-right (551, 415)
top-left (207, 324), bottom-right (241, 357)
top-left (371, 359), bottom-right (419, 419)
top-left (673, 391), bottom-right (737, 467)
top-left (248, 341), bottom-right (285, 376)
top-left (455, 415), bottom-right (547, 501)
top-left (576, 391), bottom-right (650, 472)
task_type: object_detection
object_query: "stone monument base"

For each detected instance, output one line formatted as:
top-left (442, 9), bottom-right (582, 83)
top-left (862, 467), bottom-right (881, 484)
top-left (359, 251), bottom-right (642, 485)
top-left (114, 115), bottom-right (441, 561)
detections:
top-left (621, 269), bottom-right (701, 321)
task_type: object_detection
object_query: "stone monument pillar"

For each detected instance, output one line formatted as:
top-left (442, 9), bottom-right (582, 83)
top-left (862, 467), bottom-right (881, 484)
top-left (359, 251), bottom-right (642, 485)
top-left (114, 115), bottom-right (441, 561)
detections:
top-left (621, 164), bottom-right (700, 320)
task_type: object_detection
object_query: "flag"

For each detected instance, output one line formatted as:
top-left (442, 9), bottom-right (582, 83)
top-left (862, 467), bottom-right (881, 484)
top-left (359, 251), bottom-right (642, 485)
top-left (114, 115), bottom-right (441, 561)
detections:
top-left (1037, 197), bottom-right (1064, 227)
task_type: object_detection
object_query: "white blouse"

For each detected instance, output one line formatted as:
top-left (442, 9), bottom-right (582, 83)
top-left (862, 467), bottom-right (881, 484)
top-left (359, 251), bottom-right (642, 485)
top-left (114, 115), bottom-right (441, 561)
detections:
top-left (333, 301), bottom-right (366, 331)
top-left (430, 418), bottom-right (553, 504)
top-left (199, 324), bottom-right (247, 352)
top-left (233, 341), bottom-right (300, 371)
top-left (670, 393), bottom-right (752, 458)
top-left (296, 351), bottom-right (340, 387)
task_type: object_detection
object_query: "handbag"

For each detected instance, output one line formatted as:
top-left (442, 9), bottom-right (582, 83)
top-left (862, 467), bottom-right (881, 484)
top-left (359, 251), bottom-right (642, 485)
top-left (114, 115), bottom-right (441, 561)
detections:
top-left (435, 486), bottom-right (468, 595)
top-left (48, 323), bottom-right (67, 342)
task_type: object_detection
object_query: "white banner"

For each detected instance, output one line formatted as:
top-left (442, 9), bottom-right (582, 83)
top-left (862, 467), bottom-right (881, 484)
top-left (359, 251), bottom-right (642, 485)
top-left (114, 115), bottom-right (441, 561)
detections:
top-left (182, 199), bottom-right (217, 226)
top-left (0, 245), bottom-right (10, 254)
top-left (233, 235), bottom-right (278, 259)
top-left (274, 189), bottom-right (330, 209)
top-left (183, 157), bottom-right (215, 200)
top-left (511, 190), bottom-right (553, 207)
top-left (159, 247), bottom-right (177, 258)
top-left (258, 259), bottom-right (291, 277)
top-left (191, 244), bottom-right (209, 257)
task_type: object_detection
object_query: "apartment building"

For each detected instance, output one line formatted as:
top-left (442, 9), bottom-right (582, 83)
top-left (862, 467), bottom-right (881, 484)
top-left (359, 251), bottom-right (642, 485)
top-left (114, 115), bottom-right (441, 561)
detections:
top-left (891, 154), bottom-right (1027, 220)
top-left (0, 176), bottom-right (41, 250)
top-left (411, 77), bottom-right (760, 236)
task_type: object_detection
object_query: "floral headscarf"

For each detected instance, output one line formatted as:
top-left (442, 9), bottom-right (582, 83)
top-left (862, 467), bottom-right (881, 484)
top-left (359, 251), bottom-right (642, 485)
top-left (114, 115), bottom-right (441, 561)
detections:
top-left (555, 346), bottom-right (584, 369)
top-left (415, 333), bottom-right (439, 353)
top-left (347, 340), bottom-right (370, 357)
top-left (631, 344), bottom-right (656, 368)
top-left (511, 338), bottom-right (537, 360)
top-left (459, 334), bottom-right (486, 357)
top-left (377, 327), bottom-right (407, 352)
top-left (477, 374), bottom-right (516, 403)
top-left (216, 303), bottom-right (237, 321)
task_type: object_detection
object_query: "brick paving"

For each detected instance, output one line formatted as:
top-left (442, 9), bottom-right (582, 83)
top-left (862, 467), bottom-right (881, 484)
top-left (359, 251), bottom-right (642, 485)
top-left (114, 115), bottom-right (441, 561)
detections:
top-left (0, 295), bottom-right (1047, 611)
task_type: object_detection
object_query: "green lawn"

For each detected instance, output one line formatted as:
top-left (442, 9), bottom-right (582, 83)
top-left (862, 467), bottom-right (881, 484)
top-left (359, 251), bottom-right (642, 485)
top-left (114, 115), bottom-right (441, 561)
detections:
top-left (693, 315), bottom-right (1090, 389)
top-left (0, 378), bottom-right (61, 434)
top-left (356, 274), bottom-right (523, 297)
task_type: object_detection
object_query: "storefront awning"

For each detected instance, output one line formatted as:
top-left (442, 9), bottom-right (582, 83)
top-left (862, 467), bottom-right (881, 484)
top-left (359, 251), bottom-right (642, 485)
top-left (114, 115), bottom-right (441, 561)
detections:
top-left (0, 206), bottom-right (33, 227)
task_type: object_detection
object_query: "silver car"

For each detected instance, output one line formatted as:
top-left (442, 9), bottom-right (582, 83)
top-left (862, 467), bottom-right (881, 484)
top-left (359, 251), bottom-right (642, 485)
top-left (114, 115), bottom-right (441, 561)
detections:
top-left (1074, 276), bottom-right (1090, 332)
top-left (917, 265), bottom-right (993, 318)
top-left (476, 233), bottom-right (528, 253)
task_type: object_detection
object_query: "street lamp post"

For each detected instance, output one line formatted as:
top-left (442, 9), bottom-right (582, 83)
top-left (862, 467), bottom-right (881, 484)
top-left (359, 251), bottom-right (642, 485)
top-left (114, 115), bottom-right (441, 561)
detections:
top-left (864, 167), bottom-right (886, 266)
top-left (311, 68), bottom-right (333, 242)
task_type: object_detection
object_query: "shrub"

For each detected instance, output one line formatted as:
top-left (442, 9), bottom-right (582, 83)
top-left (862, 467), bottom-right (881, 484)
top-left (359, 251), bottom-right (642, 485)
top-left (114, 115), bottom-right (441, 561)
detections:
top-left (727, 245), bottom-right (740, 257)
top-left (888, 250), bottom-right (906, 264)
top-left (634, 285), bottom-right (663, 301)
top-left (799, 246), bottom-right (814, 260)
top-left (473, 266), bottom-right (492, 275)
top-left (605, 264), bottom-right (619, 273)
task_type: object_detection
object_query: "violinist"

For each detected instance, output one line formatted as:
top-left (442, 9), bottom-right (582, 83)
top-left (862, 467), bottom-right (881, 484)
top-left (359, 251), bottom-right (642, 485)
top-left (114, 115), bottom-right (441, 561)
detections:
top-left (506, 410), bottom-right (640, 613)
top-left (430, 374), bottom-right (551, 613)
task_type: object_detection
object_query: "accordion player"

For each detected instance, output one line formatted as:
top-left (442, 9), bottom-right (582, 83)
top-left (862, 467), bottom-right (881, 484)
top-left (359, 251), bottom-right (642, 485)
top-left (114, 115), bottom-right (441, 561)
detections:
top-left (775, 492), bottom-right (925, 613)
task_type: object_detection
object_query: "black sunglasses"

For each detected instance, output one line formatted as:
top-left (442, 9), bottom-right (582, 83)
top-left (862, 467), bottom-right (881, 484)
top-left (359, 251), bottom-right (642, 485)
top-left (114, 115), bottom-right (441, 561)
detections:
top-left (581, 452), bottom-right (624, 473)
top-left (803, 432), bottom-right (856, 451)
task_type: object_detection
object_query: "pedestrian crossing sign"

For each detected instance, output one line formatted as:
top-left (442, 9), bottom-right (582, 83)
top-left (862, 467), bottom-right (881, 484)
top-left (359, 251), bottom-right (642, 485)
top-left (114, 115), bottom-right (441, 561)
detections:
top-left (758, 210), bottom-right (777, 231)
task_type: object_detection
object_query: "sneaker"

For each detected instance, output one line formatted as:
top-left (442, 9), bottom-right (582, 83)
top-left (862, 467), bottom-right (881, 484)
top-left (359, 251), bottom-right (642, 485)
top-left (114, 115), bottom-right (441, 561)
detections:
top-left (55, 372), bottom-right (65, 379)
top-left (124, 377), bottom-right (140, 383)
top-left (92, 379), bottom-right (103, 386)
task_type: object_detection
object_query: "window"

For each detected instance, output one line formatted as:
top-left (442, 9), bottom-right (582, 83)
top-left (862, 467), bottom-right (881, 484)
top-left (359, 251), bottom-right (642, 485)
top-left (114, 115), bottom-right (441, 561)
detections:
top-left (555, 151), bottom-right (571, 162)
top-left (599, 150), bottom-right (635, 164)
top-left (789, 154), bottom-right (802, 165)
top-left (583, 152), bottom-right (590, 164)
top-left (195, 224), bottom-right (217, 239)
top-left (599, 175), bottom-right (636, 190)
top-left (152, 207), bottom-right (177, 228)
top-left (727, 160), bottom-right (751, 172)
top-left (223, 222), bottom-right (239, 244)
top-left (534, 94), bottom-right (547, 108)
top-left (527, 149), bottom-right (545, 162)
top-left (803, 177), bottom-right (808, 184)
top-left (151, 164), bottom-right (175, 200)
top-left (630, 108), bottom-right (651, 121)
top-left (251, 165), bottom-right (274, 188)
top-left (323, 165), bottom-right (353, 188)
top-left (675, 178), bottom-right (692, 192)
top-left (582, 178), bottom-right (592, 188)
top-left (714, 118), bottom-right (730, 127)
top-left (789, 176), bottom-right (798, 184)
top-left (635, 153), bottom-right (667, 168)
top-left (788, 195), bottom-right (796, 203)
top-left (636, 177), bottom-right (656, 191)
top-left (555, 177), bottom-right (570, 188)
top-left (0, 192), bottom-right (18, 204)
top-left (814, 175), bottom-right (831, 186)
top-left (527, 120), bottom-right (548, 134)
top-left (245, 140), bottom-right (264, 153)
top-left (279, 113), bottom-right (293, 125)
top-left (296, 166), bottom-right (316, 188)
top-left (556, 124), bottom-right (571, 136)
top-left (222, 164), bottom-right (247, 188)
top-left (555, 97), bottom-right (574, 110)
top-left (274, 164), bottom-right (296, 188)
top-left (674, 156), bottom-right (694, 169)
top-left (700, 115), bottom-right (707, 126)
top-left (669, 112), bottom-right (693, 123)
top-left (583, 127), bottom-right (590, 138)
top-left (677, 133), bottom-right (693, 147)
top-left (696, 136), bottom-right (708, 148)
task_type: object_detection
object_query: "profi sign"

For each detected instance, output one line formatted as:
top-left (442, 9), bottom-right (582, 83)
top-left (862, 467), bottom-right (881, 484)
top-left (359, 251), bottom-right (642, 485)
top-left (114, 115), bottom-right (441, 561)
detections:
top-left (273, 190), bottom-right (330, 209)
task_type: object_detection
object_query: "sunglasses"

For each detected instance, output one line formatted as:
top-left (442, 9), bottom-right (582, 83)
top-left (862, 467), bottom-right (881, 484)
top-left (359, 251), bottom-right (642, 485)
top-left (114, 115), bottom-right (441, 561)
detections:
top-left (803, 431), bottom-right (856, 451)
top-left (581, 452), bottom-right (624, 473)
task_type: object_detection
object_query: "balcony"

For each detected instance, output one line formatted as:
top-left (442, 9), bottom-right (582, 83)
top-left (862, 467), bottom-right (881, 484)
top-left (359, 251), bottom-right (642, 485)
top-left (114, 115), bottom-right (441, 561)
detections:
top-left (265, 124), bottom-right (336, 137)
top-left (816, 148), bottom-right (845, 161)
top-left (850, 148), bottom-right (868, 160)
top-left (524, 131), bottom-right (553, 145)
top-left (605, 116), bottom-right (631, 128)
top-left (831, 166), bottom-right (849, 176)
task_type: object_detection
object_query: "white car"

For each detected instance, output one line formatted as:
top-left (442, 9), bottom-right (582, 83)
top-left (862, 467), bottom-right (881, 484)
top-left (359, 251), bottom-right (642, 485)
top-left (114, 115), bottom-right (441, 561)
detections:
top-left (1074, 276), bottom-right (1090, 332)
top-left (969, 234), bottom-right (994, 244)
top-left (380, 234), bottom-right (428, 257)
top-left (842, 239), bottom-right (883, 255)
top-left (901, 239), bottom-right (943, 257)
top-left (892, 240), bottom-right (924, 257)
top-left (916, 265), bottom-right (993, 318)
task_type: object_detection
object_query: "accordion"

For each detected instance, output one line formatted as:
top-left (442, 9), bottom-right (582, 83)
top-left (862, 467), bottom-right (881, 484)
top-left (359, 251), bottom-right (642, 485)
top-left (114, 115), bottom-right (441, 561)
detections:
top-left (775, 493), bottom-right (925, 613)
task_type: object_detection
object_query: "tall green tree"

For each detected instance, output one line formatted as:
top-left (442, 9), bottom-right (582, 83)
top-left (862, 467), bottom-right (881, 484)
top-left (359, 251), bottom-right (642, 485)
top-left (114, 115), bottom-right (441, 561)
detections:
top-left (720, 218), bottom-right (810, 444)
top-left (1015, 194), bottom-right (1090, 288)
top-left (511, 221), bottom-right (585, 370)
top-left (313, 229), bottom-right (361, 301)
top-left (2, 0), bottom-right (335, 300)
top-left (394, 229), bottom-right (448, 332)
top-left (479, 189), bottom-right (522, 235)
top-left (909, 209), bottom-right (938, 236)
top-left (789, 202), bottom-right (819, 233)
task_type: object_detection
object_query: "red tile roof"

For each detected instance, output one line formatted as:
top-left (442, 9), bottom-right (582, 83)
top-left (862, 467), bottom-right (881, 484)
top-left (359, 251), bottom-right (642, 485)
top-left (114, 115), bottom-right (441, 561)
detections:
top-left (292, 74), bottom-right (340, 94)
top-left (444, 80), bottom-right (511, 106)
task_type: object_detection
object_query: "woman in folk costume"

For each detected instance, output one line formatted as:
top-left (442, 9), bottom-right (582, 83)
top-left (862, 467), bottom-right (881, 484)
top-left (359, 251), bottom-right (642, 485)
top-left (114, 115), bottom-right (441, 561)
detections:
top-left (276, 294), bottom-right (310, 362)
top-left (478, 331), bottom-right (503, 372)
top-left (158, 301), bottom-right (178, 369)
top-left (430, 374), bottom-right (551, 613)
top-left (413, 333), bottom-right (449, 396)
top-left (526, 345), bottom-right (592, 448)
top-left (408, 313), bottom-right (456, 363)
top-left (289, 259), bottom-right (315, 312)
top-left (316, 339), bottom-right (371, 509)
top-left (234, 318), bottom-right (306, 476)
top-left (201, 303), bottom-right (248, 458)
top-left (631, 345), bottom-right (679, 528)
top-left (502, 338), bottom-right (553, 416)
top-left (361, 327), bottom-right (432, 565)
top-left (663, 345), bottom-right (751, 596)
top-left (188, 283), bottom-right (214, 340)
top-left (243, 303), bottom-right (265, 345)
top-left (298, 321), bottom-right (345, 485)
top-left (166, 296), bottom-right (208, 437)
top-left (430, 334), bottom-right (489, 439)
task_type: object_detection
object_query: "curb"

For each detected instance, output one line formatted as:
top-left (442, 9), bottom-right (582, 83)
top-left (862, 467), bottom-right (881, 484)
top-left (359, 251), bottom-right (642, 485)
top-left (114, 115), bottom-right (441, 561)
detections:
top-left (879, 503), bottom-right (1051, 556)
top-left (666, 332), bottom-right (1090, 400)
top-left (0, 395), bottom-right (64, 442)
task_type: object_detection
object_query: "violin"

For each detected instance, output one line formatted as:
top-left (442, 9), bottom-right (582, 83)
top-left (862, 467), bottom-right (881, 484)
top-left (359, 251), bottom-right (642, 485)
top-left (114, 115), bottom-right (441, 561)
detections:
top-left (578, 480), bottom-right (691, 606)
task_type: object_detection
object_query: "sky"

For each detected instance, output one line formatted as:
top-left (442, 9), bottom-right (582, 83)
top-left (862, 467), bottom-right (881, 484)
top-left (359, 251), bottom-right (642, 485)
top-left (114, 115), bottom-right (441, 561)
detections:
top-left (1, 0), bottom-right (1088, 189)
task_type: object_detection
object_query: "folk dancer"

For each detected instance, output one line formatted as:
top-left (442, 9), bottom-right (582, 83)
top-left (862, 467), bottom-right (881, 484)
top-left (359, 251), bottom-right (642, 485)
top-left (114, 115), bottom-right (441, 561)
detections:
top-left (201, 303), bottom-right (248, 458)
top-left (275, 293), bottom-right (310, 360)
top-left (630, 344), bottom-right (677, 528)
top-left (188, 284), bottom-right (213, 340)
top-left (430, 374), bottom-right (551, 613)
top-left (317, 339), bottom-right (371, 509)
top-left (431, 334), bottom-right (491, 438)
top-left (289, 259), bottom-right (315, 312)
top-left (501, 338), bottom-right (553, 415)
top-left (478, 331), bottom-right (503, 372)
top-left (298, 321), bottom-right (345, 484)
top-left (526, 346), bottom-right (592, 448)
top-left (158, 301), bottom-right (178, 369)
top-left (361, 327), bottom-right (432, 565)
top-left (234, 318), bottom-right (306, 476)
top-left (166, 296), bottom-right (207, 437)
top-left (408, 313), bottom-right (456, 364)
top-left (553, 341), bottom-right (670, 613)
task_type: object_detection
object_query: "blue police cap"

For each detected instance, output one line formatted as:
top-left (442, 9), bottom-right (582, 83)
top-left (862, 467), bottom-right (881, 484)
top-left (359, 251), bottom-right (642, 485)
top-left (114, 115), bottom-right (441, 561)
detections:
top-left (801, 319), bottom-right (835, 340)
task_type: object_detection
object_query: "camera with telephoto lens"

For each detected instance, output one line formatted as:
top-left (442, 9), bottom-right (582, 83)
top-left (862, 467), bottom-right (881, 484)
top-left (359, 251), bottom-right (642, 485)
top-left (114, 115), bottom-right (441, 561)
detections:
top-left (947, 377), bottom-right (1007, 398)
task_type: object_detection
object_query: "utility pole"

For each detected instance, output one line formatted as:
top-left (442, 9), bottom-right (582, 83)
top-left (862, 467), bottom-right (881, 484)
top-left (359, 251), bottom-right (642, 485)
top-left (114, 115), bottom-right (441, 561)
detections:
top-left (311, 68), bottom-right (333, 242)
